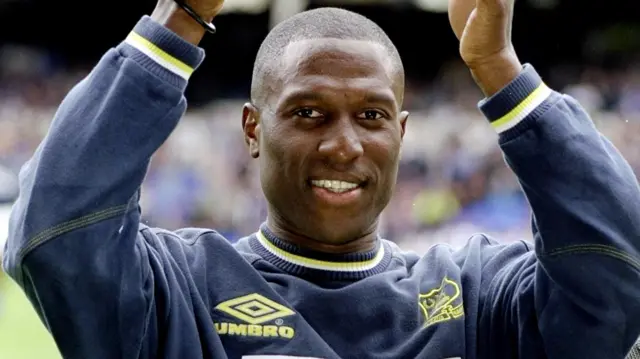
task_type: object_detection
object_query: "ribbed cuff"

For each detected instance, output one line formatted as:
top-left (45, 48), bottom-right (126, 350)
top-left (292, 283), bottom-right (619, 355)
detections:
top-left (478, 64), bottom-right (556, 141)
top-left (116, 15), bottom-right (205, 91)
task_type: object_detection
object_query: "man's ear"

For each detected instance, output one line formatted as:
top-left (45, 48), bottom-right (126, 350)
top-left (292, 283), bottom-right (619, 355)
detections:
top-left (399, 111), bottom-right (409, 140)
top-left (242, 103), bottom-right (260, 158)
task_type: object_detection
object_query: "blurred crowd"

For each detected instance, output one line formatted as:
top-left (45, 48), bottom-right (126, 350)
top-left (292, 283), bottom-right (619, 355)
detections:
top-left (1, 47), bottom-right (640, 254)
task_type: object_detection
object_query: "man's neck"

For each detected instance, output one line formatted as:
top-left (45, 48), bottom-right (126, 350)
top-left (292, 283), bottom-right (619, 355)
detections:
top-left (265, 218), bottom-right (379, 255)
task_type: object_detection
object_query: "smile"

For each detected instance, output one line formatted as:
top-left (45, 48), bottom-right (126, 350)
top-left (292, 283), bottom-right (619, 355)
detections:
top-left (310, 179), bottom-right (360, 193)
top-left (308, 179), bottom-right (365, 207)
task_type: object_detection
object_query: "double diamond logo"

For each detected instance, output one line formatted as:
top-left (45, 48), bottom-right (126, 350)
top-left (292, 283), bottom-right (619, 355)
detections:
top-left (215, 293), bottom-right (296, 325)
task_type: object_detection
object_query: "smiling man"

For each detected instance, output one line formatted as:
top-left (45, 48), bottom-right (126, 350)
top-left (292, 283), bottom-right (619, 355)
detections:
top-left (3, 0), bottom-right (640, 358)
top-left (245, 35), bottom-right (407, 248)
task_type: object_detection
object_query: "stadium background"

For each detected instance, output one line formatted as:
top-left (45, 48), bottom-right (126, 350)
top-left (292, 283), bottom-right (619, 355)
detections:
top-left (0, 0), bottom-right (639, 357)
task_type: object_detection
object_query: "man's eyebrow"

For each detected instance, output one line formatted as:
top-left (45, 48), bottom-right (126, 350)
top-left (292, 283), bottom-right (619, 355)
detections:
top-left (279, 89), bottom-right (397, 109)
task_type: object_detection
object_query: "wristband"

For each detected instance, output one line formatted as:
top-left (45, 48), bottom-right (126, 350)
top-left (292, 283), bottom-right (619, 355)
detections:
top-left (173, 0), bottom-right (217, 34)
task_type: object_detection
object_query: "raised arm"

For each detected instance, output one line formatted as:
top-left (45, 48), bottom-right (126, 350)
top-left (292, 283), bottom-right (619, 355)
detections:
top-left (477, 63), bottom-right (640, 358)
top-left (1, 2), bottom-right (221, 357)
top-left (449, 0), bottom-right (640, 358)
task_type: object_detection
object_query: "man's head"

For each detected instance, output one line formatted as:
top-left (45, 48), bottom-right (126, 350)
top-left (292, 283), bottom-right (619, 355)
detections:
top-left (242, 7), bottom-right (409, 247)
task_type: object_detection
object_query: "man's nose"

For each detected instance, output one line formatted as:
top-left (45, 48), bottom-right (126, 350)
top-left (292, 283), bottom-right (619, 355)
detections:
top-left (317, 116), bottom-right (364, 167)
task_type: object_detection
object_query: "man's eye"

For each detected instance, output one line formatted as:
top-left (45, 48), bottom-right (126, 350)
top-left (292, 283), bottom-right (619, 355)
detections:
top-left (358, 110), bottom-right (384, 120)
top-left (295, 109), bottom-right (323, 118)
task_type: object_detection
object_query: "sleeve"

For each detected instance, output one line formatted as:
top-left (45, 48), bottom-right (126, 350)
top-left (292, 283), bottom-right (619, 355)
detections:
top-left (476, 65), bottom-right (640, 359)
top-left (1, 16), bottom-right (205, 359)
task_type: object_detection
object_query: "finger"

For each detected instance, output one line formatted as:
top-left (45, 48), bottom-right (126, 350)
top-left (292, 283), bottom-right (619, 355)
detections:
top-left (449, 0), bottom-right (476, 39)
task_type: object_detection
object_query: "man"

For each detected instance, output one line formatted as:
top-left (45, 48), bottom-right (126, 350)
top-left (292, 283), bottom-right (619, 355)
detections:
top-left (2, 0), bottom-right (640, 358)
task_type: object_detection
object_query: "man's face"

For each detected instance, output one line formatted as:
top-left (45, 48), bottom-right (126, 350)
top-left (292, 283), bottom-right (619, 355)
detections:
top-left (243, 39), bottom-right (408, 244)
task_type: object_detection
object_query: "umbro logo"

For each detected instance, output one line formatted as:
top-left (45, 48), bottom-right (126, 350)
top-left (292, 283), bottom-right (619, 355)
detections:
top-left (214, 293), bottom-right (296, 339)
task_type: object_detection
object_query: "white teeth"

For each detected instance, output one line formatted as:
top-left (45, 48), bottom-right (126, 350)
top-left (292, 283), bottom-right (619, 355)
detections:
top-left (311, 180), bottom-right (359, 193)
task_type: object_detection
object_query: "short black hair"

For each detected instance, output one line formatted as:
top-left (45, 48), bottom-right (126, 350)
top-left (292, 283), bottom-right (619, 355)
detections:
top-left (250, 7), bottom-right (404, 106)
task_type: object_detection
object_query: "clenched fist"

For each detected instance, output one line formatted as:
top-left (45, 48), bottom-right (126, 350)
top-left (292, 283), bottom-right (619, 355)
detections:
top-left (448, 0), bottom-right (522, 96)
top-left (448, 0), bottom-right (515, 67)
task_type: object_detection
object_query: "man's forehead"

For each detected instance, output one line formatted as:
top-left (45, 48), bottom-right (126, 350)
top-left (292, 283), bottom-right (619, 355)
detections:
top-left (256, 38), bottom-right (403, 107)
top-left (281, 38), bottom-right (395, 80)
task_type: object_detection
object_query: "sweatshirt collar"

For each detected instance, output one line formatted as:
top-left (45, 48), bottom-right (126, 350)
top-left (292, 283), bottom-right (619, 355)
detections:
top-left (249, 223), bottom-right (392, 281)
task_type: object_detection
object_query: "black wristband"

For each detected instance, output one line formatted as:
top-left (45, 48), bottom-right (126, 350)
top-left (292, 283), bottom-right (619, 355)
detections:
top-left (173, 0), bottom-right (217, 34)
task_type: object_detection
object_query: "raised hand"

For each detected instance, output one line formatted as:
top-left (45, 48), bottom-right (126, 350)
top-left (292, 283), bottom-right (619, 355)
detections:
top-left (151, 0), bottom-right (225, 44)
top-left (156, 0), bottom-right (225, 21)
top-left (448, 0), bottom-right (522, 96)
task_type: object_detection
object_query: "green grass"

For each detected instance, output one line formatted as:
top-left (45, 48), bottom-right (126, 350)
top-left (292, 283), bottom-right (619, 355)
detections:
top-left (0, 273), bottom-right (61, 359)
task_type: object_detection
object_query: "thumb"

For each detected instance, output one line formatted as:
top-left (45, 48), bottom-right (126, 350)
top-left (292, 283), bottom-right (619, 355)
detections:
top-left (475, 0), bottom-right (514, 17)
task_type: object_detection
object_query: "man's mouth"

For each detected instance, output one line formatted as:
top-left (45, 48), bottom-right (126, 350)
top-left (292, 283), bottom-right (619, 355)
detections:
top-left (308, 178), bottom-right (366, 206)
top-left (310, 179), bottom-right (361, 193)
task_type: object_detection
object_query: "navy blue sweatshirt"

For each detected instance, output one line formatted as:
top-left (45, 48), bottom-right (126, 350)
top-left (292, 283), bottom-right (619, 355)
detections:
top-left (3, 16), bottom-right (640, 359)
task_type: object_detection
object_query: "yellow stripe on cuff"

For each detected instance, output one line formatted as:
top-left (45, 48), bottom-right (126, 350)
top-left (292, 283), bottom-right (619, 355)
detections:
top-left (491, 83), bottom-right (552, 134)
top-left (124, 32), bottom-right (194, 80)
